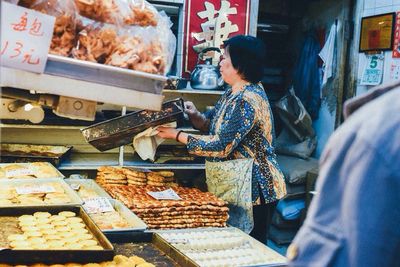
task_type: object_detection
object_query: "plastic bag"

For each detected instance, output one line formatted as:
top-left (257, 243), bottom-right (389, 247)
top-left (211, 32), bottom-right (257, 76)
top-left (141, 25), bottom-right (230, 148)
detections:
top-left (31, 0), bottom-right (78, 56)
top-left (106, 13), bottom-right (175, 75)
top-left (74, 0), bottom-right (122, 25)
top-left (275, 87), bottom-right (315, 142)
top-left (73, 18), bottom-right (119, 63)
top-left (122, 0), bottom-right (158, 27)
top-left (74, 0), bottom-right (159, 27)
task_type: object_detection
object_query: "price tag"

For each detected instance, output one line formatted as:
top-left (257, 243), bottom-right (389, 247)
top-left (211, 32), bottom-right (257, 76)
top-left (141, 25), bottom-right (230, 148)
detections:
top-left (1, 2), bottom-right (55, 73)
top-left (70, 183), bottom-right (81, 191)
top-left (83, 197), bottom-right (114, 214)
top-left (147, 188), bottom-right (182, 201)
top-left (16, 185), bottom-right (55, 195)
top-left (5, 167), bottom-right (35, 178)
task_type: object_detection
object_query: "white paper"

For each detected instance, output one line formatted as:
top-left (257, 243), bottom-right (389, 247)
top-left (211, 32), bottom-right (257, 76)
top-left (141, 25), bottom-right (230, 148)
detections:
top-left (83, 197), bottom-right (114, 214)
top-left (1, 2), bottom-right (55, 73)
top-left (5, 167), bottom-right (35, 178)
top-left (389, 59), bottom-right (400, 81)
top-left (360, 54), bottom-right (384, 85)
top-left (16, 185), bottom-right (55, 195)
top-left (147, 188), bottom-right (182, 200)
top-left (70, 183), bottom-right (81, 191)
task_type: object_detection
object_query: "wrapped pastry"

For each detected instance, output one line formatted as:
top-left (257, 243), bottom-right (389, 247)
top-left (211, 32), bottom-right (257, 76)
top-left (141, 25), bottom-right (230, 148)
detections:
top-left (123, 0), bottom-right (158, 27)
top-left (73, 19), bottom-right (119, 63)
top-left (74, 0), bottom-right (158, 27)
top-left (74, 0), bottom-right (121, 25)
top-left (106, 33), bottom-right (165, 74)
top-left (31, 0), bottom-right (78, 56)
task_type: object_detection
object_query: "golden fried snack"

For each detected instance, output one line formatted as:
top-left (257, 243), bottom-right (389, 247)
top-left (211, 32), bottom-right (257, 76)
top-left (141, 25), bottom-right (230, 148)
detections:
top-left (74, 26), bottom-right (118, 63)
top-left (74, 0), bottom-right (120, 24)
top-left (106, 36), bottom-right (165, 74)
top-left (32, 0), bottom-right (77, 56)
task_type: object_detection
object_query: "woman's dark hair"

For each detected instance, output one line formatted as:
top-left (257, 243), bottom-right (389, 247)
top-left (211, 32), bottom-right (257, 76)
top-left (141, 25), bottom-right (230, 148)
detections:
top-left (223, 35), bottom-right (266, 83)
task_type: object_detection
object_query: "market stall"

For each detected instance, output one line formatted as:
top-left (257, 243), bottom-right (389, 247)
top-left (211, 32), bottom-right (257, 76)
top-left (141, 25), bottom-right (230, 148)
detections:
top-left (0, 0), bottom-right (287, 266)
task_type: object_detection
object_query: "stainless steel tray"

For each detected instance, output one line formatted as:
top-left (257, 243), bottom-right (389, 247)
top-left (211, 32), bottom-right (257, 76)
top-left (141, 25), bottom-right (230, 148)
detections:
top-left (81, 98), bottom-right (185, 151)
top-left (0, 162), bottom-right (65, 179)
top-left (0, 144), bottom-right (72, 166)
top-left (0, 178), bottom-right (82, 207)
top-left (65, 178), bottom-right (112, 199)
top-left (156, 227), bottom-right (287, 267)
top-left (0, 205), bottom-right (114, 265)
top-left (100, 199), bottom-right (147, 233)
top-left (46, 55), bottom-right (167, 95)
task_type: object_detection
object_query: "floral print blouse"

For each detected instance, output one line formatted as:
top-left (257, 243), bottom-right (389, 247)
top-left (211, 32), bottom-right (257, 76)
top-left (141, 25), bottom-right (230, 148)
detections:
top-left (187, 83), bottom-right (287, 204)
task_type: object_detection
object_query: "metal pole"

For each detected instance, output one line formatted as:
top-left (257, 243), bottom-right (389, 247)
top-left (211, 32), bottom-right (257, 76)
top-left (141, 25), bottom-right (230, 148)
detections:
top-left (118, 106), bottom-right (127, 166)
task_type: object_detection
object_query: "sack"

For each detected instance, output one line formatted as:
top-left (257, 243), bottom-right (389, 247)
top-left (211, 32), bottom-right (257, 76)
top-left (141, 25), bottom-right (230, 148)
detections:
top-left (275, 87), bottom-right (315, 142)
top-left (205, 159), bottom-right (254, 233)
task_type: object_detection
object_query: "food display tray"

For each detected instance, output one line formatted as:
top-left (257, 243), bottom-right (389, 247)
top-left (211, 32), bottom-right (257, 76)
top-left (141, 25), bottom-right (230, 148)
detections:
top-left (46, 55), bottom-right (167, 95)
top-left (0, 162), bottom-right (65, 179)
top-left (0, 178), bottom-right (82, 207)
top-left (81, 98), bottom-right (185, 151)
top-left (0, 144), bottom-right (73, 166)
top-left (65, 178), bottom-right (112, 199)
top-left (102, 199), bottom-right (148, 234)
top-left (108, 232), bottom-right (183, 267)
top-left (155, 227), bottom-right (287, 267)
top-left (0, 205), bottom-right (114, 265)
top-left (65, 179), bottom-right (147, 233)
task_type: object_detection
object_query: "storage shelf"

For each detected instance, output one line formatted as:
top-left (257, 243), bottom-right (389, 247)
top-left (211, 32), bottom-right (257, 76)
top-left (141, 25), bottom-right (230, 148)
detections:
top-left (0, 123), bottom-right (83, 130)
top-left (1, 66), bottom-right (164, 110)
top-left (59, 153), bottom-right (205, 170)
top-left (163, 89), bottom-right (224, 95)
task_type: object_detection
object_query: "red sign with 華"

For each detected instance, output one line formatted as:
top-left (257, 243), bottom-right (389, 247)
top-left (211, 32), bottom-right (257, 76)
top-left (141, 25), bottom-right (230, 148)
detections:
top-left (1, 2), bottom-right (55, 73)
top-left (182, 0), bottom-right (251, 78)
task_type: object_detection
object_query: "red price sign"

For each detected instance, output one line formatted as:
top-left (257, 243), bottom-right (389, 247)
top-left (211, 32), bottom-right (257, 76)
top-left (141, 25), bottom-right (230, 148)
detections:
top-left (1, 2), bottom-right (55, 73)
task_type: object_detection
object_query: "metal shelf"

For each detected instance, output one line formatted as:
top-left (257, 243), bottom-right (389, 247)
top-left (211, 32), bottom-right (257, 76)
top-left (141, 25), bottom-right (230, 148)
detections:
top-left (163, 89), bottom-right (224, 95)
top-left (59, 153), bottom-right (205, 170)
top-left (1, 66), bottom-right (165, 110)
top-left (0, 123), bottom-right (83, 130)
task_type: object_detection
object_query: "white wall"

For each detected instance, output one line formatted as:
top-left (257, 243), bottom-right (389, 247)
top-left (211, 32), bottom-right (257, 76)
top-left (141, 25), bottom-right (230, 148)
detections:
top-left (356, 0), bottom-right (400, 95)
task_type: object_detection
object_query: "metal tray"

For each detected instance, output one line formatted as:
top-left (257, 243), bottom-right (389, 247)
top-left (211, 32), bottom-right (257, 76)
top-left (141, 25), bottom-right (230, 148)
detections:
top-left (95, 199), bottom-right (148, 233)
top-left (65, 178), bottom-right (112, 199)
top-left (0, 205), bottom-right (114, 265)
top-left (0, 162), bottom-right (65, 179)
top-left (108, 231), bottom-right (183, 267)
top-left (64, 179), bottom-right (147, 233)
top-left (0, 178), bottom-right (82, 207)
top-left (0, 144), bottom-right (73, 166)
top-left (46, 55), bottom-right (167, 95)
top-left (155, 227), bottom-right (287, 267)
top-left (81, 98), bottom-right (185, 151)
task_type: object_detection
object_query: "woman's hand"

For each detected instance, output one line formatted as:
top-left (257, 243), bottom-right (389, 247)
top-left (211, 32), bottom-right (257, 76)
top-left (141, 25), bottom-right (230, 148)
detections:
top-left (184, 101), bottom-right (199, 116)
top-left (157, 127), bottom-right (179, 140)
top-left (157, 127), bottom-right (189, 144)
top-left (184, 101), bottom-right (209, 131)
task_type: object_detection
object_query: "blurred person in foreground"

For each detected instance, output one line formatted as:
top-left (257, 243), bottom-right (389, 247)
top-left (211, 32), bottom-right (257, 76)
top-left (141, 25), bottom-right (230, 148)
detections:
top-left (157, 35), bottom-right (286, 243)
top-left (288, 82), bottom-right (400, 266)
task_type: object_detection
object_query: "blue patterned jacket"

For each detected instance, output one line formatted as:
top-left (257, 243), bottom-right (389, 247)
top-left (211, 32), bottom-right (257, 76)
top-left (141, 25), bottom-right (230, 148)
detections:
top-left (187, 83), bottom-right (286, 204)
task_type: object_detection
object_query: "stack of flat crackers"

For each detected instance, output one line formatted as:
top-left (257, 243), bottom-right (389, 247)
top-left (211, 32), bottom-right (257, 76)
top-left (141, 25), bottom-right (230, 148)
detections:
top-left (104, 185), bottom-right (229, 230)
top-left (96, 166), bottom-right (177, 188)
top-left (146, 171), bottom-right (176, 187)
top-left (96, 166), bottom-right (127, 186)
top-left (123, 168), bottom-right (147, 186)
